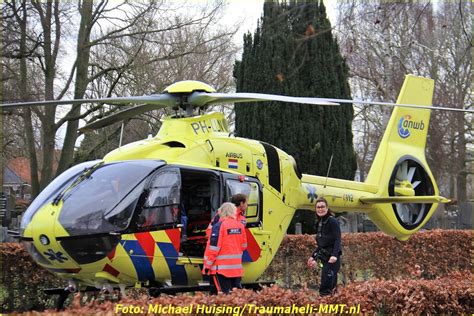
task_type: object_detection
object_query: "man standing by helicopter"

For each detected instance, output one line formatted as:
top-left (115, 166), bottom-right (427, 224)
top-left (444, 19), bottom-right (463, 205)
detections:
top-left (231, 193), bottom-right (248, 226)
top-left (307, 197), bottom-right (342, 296)
top-left (202, 202), bottom-right (247, 294)
top-left (206, 194), bottom-right (248, 239)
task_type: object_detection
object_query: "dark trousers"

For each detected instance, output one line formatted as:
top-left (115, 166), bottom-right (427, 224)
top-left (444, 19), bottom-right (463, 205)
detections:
top-left (319, 257), bottom-right (341, 296)
top-left (211, 274), bottom-right (242, 294)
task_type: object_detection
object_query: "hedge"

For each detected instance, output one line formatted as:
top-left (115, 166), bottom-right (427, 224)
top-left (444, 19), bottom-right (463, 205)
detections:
top-left (1, 229), bottom-right (471, 313)
top-left (18, 271), bottom-right (474, 315)
top-left (262, 229), bottom-right (472, 288)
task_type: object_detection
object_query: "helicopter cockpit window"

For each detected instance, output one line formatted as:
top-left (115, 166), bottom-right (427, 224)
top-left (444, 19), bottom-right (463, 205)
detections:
top-left (20, 160), bottom-right (101, 235)
top-left (136, 170), bottom-right (181, 230)
top-left (146, 171), bottom-right (180, 207)
top-left (58, 160), bottom-right (163, 236)
top-left (226, 180), bottom-right (260, 221)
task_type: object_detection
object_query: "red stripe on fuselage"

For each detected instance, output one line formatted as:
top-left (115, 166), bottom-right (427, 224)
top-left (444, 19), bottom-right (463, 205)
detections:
top-left (134, 231), bottom-right (155, 264)
top-left (107, 246), bottom-right (116, 260)
top-left (103, 263), bottom-right (120, 277)
top-left (165, 228), bottom-right (181, 253)
top-left (245, 229), bottom-right (261, 261)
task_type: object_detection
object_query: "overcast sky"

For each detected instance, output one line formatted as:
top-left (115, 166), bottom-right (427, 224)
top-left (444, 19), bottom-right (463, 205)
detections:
top-left (66, 0), bottom-right (338, 145)
top-left (227, 0), bottom-right (337, 47)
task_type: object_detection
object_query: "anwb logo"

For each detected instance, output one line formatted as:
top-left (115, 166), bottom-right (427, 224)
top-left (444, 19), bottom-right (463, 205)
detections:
top-left (398, 115), bottom-right (425, 139)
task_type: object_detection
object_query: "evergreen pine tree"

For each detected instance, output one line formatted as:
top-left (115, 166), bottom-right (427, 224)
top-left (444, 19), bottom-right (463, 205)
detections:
top-left (234, 0), bottom-right (357, 180)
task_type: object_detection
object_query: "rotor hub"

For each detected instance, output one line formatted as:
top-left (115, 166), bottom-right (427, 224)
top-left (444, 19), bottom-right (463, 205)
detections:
top-left (162, 81), bottom-right (216, 116)
top-left (394, 180), bottom-right (416, 196)
top-left (163, 80), bottom-right (216, 94)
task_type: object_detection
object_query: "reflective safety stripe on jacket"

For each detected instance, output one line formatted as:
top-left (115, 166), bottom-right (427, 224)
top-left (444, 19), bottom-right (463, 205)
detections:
top-left (203, 217), bottom-right (247, 278)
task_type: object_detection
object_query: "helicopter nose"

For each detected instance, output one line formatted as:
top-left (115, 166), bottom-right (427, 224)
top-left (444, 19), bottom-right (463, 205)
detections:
top-left (30, 200), bottom-right (121, 266)
top-left (27, 202), bottom-right (81, 270)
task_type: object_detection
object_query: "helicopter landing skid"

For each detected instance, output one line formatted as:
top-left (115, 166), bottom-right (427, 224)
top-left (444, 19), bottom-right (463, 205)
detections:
top-left (44, 281), bottom-right (275, 308)
top-left (44, 286), bottom-right (99, 311)
top-left (148, 281), bottom-right (275, 297)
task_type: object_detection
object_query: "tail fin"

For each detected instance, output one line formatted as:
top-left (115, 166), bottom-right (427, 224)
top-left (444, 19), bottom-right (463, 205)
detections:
top-left (365, 75), bottom-right (442, 240)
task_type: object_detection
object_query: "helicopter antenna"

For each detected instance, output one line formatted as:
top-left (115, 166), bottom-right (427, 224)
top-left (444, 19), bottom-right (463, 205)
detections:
top-left (324, 153), bottom-right (334, 188)
top-left (119, 122), bottom-right (125, 148)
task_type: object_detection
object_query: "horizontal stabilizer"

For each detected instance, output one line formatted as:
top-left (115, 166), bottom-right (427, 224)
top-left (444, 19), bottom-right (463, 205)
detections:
top-left (360, 196), bottom-right (450, 204)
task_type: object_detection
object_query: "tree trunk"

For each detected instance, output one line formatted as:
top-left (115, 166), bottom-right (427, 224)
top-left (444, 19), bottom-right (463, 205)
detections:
top-left (32, 0), bottom-right (60, 188)
top-left (456, 115), bottom-right (467, 202)
top-left (57, 0), bottom-right (94, 174)
top-left (18, 0), bottom-right (41, 196)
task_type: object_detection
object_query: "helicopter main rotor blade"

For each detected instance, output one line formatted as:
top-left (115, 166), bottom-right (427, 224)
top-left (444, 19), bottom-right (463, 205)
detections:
top-left (318, 98), bottom-right (474, 113)
top-left (79, 103), bottom-right (168, 132)
top-left (188, 92), bottom-right (339, 106)
top-left (0, 94), bottom-right (176, 109)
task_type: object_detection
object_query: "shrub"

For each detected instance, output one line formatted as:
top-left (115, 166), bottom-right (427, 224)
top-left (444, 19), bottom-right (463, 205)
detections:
top-left (262, 230), bottom-right (471, 287)
top-left (2, 229), bottom-right (471, 312)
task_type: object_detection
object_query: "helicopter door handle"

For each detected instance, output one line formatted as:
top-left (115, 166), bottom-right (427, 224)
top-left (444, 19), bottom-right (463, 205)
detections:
top-left (206, 139), bottom-right (214, 152)
top-left (109, 232), bottom-right (121, 236)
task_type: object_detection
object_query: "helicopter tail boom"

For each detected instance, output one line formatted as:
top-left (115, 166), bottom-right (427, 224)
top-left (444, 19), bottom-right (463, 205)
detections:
top-left (359, 196), bottom-right (450, 204)
top-left (363, 75), bottom-right (443, 239)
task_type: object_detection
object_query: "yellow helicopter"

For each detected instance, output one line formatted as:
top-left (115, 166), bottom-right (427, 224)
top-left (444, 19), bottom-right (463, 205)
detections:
top-left (2, 75), bottom-right (469, 303)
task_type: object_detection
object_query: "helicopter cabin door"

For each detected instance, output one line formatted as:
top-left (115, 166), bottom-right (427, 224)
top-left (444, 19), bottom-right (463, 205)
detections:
top-left (223, 174), bottom-right (267, 266)
top-left (133, 166), bottom-right (221, 258)
top-left (222, 174), bottom-right (262, 227)
top-left (134, 167), bottom-right (182, 231)
top-left (179, 168), bottom-right (221, 257)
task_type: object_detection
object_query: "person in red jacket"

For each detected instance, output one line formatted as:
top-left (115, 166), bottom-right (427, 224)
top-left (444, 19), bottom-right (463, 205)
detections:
top-left (231, 193), bottom-right (248, 226)
top-left (205, 194), bottom-right (248, 239)
top-left (202, 202), bottom-right (247, 294)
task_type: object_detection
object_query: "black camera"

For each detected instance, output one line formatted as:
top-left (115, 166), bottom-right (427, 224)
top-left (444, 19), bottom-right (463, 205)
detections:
top-left (312, 248), bottom-right (330, 262)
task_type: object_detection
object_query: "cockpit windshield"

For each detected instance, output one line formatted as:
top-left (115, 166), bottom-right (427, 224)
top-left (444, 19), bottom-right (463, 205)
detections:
top-left (20, 160), bottom-right (101, 235)
top-left (58, 160), bottom-right (164, 236)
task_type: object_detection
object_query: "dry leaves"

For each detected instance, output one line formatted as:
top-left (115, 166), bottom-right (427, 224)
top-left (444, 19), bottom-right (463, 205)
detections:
top-left (3, 230), bottom-right (472, 314)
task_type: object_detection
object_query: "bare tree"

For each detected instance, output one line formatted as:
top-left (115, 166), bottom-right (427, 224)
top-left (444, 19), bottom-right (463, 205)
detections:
top-left (335, 1), bottom-right (472, 201)
top-left (2, 0), bottom-right (239, 197)
top-left (75, 1), bottom-right (239, 162)
top-left (2, 0), bottom-right (48, 194)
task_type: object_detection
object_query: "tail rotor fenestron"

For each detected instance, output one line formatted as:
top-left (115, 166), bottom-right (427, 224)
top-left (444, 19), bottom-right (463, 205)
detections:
top-left (389, 157), bottom-right (435, 229)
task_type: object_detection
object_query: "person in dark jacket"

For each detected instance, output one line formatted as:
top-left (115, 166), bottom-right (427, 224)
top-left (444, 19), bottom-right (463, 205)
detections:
top-left (307, 197), bottom-right (342, 296)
